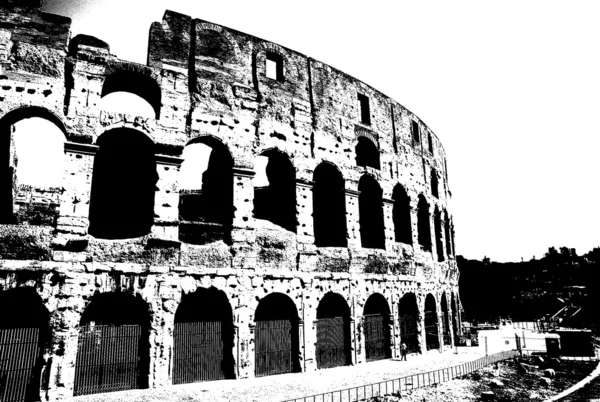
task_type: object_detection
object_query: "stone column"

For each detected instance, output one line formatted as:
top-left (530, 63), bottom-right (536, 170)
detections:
top-left (409, 199), bottom-right (419, 249)
top-left (57, 142), bottom-right (97, 236)
top-left (295, 179), bottom-right (315, 244)
top-left (355, 314), bottom-right (365, 365)
top-left (382, 197), bottom-right (395, 250)
top-left (231, 168), bottom-right (256, 270)
top-left (153, 155), bottom-right (183, 241)
top-left (417, 292), bottom-right (426, 354)
top-left (437, 295), bottom-right (444, 353)
top-left (344, 188), bottom-right (361, 249)
top-left (297, 319), bottom-right (305, 372)
top-left (428, 209), bottom-right (436, 258)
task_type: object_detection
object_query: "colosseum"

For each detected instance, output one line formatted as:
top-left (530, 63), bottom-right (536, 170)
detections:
top-left (0, 2), bottom-right (461, 401)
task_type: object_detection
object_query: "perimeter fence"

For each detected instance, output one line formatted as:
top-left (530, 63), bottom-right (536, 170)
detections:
top-left (282, 349), bottom-right (519, 402)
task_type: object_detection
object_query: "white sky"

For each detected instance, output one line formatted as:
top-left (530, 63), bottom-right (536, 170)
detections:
top-left (41, 0), bottom-right (600, 262)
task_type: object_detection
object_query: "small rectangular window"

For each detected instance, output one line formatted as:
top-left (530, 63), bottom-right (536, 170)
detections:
top-left (266, 52), bottom-right (284, 81)
top-left (412, 120), bottom-right (420, 143)
top-left (357, 93), bottom-right (371, 125)
top-left (428, 133), bottom-right (433, 153)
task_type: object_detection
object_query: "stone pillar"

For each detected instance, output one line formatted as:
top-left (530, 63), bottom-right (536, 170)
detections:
top-left (231, 168), bottom-right (256, 270)
top-left (344, 188), bottom-right (361, 249)
top-left (447, 291), bottom-right (456, 348)
top-left (416, 292), bottom-right (426, 354)
top-left (150, 276), bottom-right (179, 388)
top-left (437, 295), bottom-right (444, 353)
top-left (235, 306), bottom-right (253, 379)
top-left (153, 155), bottom-right (183, 241)
top-left (57, 142), bottom-right (97, 236)
top-left (428, 209), bottom-right (436, 258)
top-left (409, 199), bottom-right (419, 249)
top-left (382, 197), bottom-right (395, 250)
top-left (295, 179), bottom-right (315, 244)
top-left (349, 316), bottom-right (358, 365)
top-left (44, 294), bottom-right (85, 401)
top-left (355, 314), bottom-right (365, 364)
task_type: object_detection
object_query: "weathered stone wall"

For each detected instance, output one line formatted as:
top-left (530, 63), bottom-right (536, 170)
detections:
top-left (0, 6), bottom-right (461, 401)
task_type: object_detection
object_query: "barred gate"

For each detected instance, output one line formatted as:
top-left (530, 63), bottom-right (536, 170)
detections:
top-left (363, 314), bottom-right (388, 361)
top-left (425, 311), bottom-right (440, 350)
top-left (0, 328), bottom-right (41, 402)
top-left (442, 313), bottom-right (451, 345)
top-left (255, 319), bottom-right (294, 377)
top-left (399, 313), bottom-right (419, 353)
top-left (316, 317), bottom-right (348, 368)
top-left (73, 325), bottom-right (145, 396)
top-left (173, 321), bottom-right (225, 384)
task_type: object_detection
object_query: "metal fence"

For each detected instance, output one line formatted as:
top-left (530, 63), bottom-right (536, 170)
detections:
top-left (282, 349), bottom-right (520, 402)
top-left (521, 348), bottom-right (600, 361)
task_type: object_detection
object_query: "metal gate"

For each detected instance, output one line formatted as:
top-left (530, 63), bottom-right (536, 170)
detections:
top-left (255, 319), bottom-right (294, 377)
top-left (363, 314), bottom-right (388, 361)
top-left (425, 311), bottom-right (440, 350)
top-left (173, 321), bottom-right (224, 384)
top-left (316, 317), bottom-right (348, 368)
top-left (73, 325), bottom-right (144, 396)
top-left (399, 313), bottom-right (419, 353)
top-left (442, 313), bottom-right (451, 345)
top-left (0, 328), bottom-right (41, 402)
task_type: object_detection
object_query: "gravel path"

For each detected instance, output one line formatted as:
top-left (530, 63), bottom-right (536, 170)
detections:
top-left (68, 328), bottom-right (541, 402)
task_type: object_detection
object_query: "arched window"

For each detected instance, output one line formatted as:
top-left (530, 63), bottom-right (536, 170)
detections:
top-left (88, 128), bottom-right (157, 239)
top-left (358, 175), bottom-right (385, 249)
top-left (434, 207), bottom-right (444, 262)
top-left (179, 138), bottom-right (233, 244)
top-left (355, 137), bottom-right (380, 170)
top-left (392, 184), bottom-right (412, 245)
top-left (444, 210), bottom-right (452, 257)
top-left (253, 150), bottom-right (296, 232)
top-left (417, 195), bottom-right (431, 252)
top-left (313, 163), bottom-right (347, 247)
top-left (0, 108), bottom-right (67, 224)
top-left (431, 168), bottom-right (439, 198)
top-left (100, 69), bottom-right (161, 118)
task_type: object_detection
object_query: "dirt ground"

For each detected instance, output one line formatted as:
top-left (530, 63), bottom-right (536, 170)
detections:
top-left (369, 355), bottom-right (597, 402)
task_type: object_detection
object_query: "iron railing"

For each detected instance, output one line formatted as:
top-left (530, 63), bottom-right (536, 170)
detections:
top-left (283, 349), bottom-right (520, 402)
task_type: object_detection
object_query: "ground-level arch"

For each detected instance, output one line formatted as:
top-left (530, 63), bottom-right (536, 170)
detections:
top-left (315, 292), bottom-right (351, 368)
top-left (363, 293), bottom-right (391, 361)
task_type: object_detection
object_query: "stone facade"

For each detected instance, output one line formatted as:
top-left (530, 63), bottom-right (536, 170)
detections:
top-left (0, 5), bottom-right (462, 401)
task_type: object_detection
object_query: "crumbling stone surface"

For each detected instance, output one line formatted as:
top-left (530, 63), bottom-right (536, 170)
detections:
top-left (0, 5), bottom-right (462, 401)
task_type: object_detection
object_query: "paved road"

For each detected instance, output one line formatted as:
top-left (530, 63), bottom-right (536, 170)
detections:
top-left (70, 327), bottom-right (542, 402)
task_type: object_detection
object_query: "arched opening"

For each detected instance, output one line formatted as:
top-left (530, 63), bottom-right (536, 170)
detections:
top-left (88, 128), bottom-right (157, 239)
top-left (358, 175), bottom-right (385, 249)
top-left (424, 294), bottom-right (439, 351)
top-left (398, 293), bottom-right (419, 353)
top-left (253, 150), bottom-right (296, 232)
top-left (451, 293), bottom-right (460, 341)
top-left (444, 211), bottom-right (453, 257)
top-left (392, 184), bottom-right (412, 245)
top-left (0, 108), bottom-right (67, 224)
top-left (313, 163), bottom-right (347, 247)
top-left (254, 293), bottom-right (300, 377)
top-left (100, 70), bottom-right (161, 119)
top-left (173, 287), bottom-right (235, 384)
top-left (441, 293), bottom-right (451, 346)
top-left (0, 287), bottom-right (50, 402)
top-left (316, 292), bottom-right (351, 368)
top-left (355, 137), bottom-right (380, 170)
top-left (179, 139), bottom-right (233, 244)
top-left (363, 293), bottom-right (391, 361)
top-left (431, 169), bottom-right (438, 198)
top-left (417, 195), bottom-right (431, 252)
top-left (74, 292), bottom-right (150, 396)
top-left (434, 207), bottom-right (444, 262)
